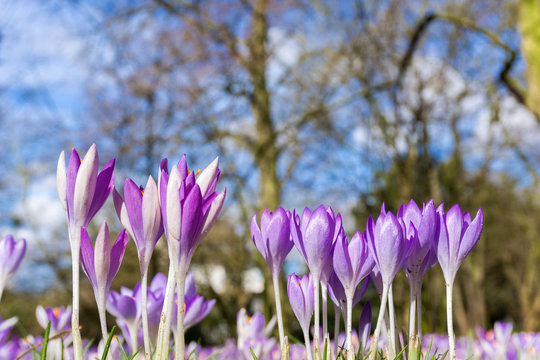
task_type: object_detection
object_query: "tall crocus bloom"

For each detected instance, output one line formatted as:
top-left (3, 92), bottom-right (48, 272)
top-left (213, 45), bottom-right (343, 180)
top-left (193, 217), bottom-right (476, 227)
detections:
top-left (113, 175), bottom-right (163, 357)
top-left (366, 208), bottom-right (410, 360)
top-left (156, 155), bottom-right (225, 360)
top-left (333, 231), bottom-right (374, 360)
top-left (251, 207), bottom-right (293, 350)
top-left (0, 235), bottom-right (26, 302)
top-left (80, 223), bottom-right (128, 342)
top-left (398, 199), bottom-right (437, 357)
top-left (435, 204), bottom-right (483, 360)
top-left (57, 144), bottom-right (115, 360)
top-left (291, 205), bottom-right (336, 357)
top-left (287, 273), bottom-right (314, 360)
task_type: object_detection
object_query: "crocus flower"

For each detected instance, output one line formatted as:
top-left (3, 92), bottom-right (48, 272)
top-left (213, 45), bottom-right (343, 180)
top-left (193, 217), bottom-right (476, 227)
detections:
top-left (0, 235), bottom-right (26, 302)
top-left (0, 316), bottom-right (18, 344)
top-left (397, 199), bottom-right (437, 357)
top-left (113, 175), bottom-right (164, 357)
top-left (251, 207), bottom-right (293, 347)
top-left (156, 155), bottom-right (225, 360)
top-left (80, 223), bottom-right (128, 341)
top-left (36, 305), bottom-right (72, 336)
top-left (332, 231), bottom-right (374, 359)
top-left (236, 309), bottom-right (276, 351)
top-left (287, 273), bottom-right (315, 360)
top-left (290, 205), bottom-right (337, 354)
top-left (436, 203), bottom-right (484, 360)
top-left (57, 144), bottom-right (115, 359)
top-left (107, 285), bottom-right (143, 353)
top-left (365, 208), bottom-right (410, 360)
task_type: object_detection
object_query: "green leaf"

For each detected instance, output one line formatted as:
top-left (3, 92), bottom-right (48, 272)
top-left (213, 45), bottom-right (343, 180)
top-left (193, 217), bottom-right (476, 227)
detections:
top-left (249, 347), bottom-right (259, 360)
top-left (100, 326), bottom-right (117, 360)
top-left (40, 321), bottom-right (51, 360)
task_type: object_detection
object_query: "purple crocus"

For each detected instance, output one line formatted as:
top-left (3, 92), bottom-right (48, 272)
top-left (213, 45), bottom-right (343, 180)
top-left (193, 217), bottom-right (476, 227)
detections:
top-left (291, 205), bottom-right (337, 354)
top-left (56, 144), bottom-right (115, 359)
top-left (113, 175), bottom-right (164, 357)
top-left (107, 284), bottom-right (143, 353)
top-left (36, 305), bottom-right (73, 359)
top-left (251, 207), bottom-right (293, 347)
top-left (0, 235), bottom-right (26, 302)
top-left (156, 155), bottom-right (225, 360)
top-left (36, 306), bottom-right (72, 336)
top-left (332, 231), bottom-right (374, 359)
top-left (436, 203), bottom-right (484, 360)
top-left (0, 316), bottom-right (18, 344)
top-left (287, 273), bottom-right (315, 360)
top-left (365, 207), bottom-right (410, 360)
top-left (80, 223), bottom-right (128, 341)
top-left (397, 199), bottom-right (437, 357)
top-left (171, 273), bottom-right (216, 332)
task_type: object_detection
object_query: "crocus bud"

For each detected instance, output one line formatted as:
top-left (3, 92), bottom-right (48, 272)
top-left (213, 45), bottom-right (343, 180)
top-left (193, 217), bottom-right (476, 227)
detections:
top-left (57, 144), bottom-right (115, 230)
top-left (435, 204), bottom-right (484, 284)
top-left (290, 206), bottom-right (336, 282)
top-left (333, 231), bottom-right (374, 298)
top-left (287, 273), bottom-right (314, 334)
top-left (114, 176), bottom-right (163, 275)
top-left (251, 207), bottom-right (293, 278)
top-left (366, 209), bottom-right (410, 286)
top-left (0, 235), bottom-right (26, 299)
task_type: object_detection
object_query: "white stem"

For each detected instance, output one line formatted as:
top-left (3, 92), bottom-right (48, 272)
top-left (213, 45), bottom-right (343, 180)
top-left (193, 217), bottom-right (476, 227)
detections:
top-left (69, 225), bottom-right (83, 360)
top-left (333, 305), bottom-right (340, 358)
top-left (369, 285), bottom-right (388, 360)
top-left (272, 273), bottom-right (285, 347)
top-left (303, 326), bottom-right (313, 360)
top-left (388, 283), bottom-right (397, 358)
top-left (96, 298), bottom-right (112, 360)
top-left (408, 278), bottom-right (417, 358)
top-left (155, 262), bottom-right (176, 360)
top-left (141, 270), bottom-right (152, 358)
top-left (313, 277), bottom-right (321, 360)
top-left (321, 281), bottom-right (328, 342)
top-left (417, 280), bottom-right (423, 347)
top-left (0, 277), bottom-right (6, 303)
top-left (174, 268), bottom-right (187, 360)
top-left (128, 321), bottom-right (139, 355)
top-left (345, 294), bottom-right (354, 360)
top-left (446, 282), bottom-right (456, 360)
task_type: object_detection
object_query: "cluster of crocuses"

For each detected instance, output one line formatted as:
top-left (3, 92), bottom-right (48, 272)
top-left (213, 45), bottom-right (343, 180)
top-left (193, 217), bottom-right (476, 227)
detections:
top-left (54, 144), bottom-right (226, 360)
top-left (251, 201), bottom-right (484, 360)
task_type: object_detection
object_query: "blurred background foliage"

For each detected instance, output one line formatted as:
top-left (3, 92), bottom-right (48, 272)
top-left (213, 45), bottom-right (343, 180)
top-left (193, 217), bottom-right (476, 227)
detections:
top-left (2, 0), bottom-right (540, 346)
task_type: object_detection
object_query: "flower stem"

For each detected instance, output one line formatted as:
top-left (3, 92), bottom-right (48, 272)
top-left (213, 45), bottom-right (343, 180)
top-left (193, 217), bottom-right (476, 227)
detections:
top-left (272, 273), bottom-right (285, 347)
top-left (174, 269), bottom-right (186, 360)
top-left (416, 280), bottom-right (423, 348)
top-left (321, 281), bottom-right (328, 342)
top-left (141, 269), bottom-right (151, 358)
top-left (408, 278), bottom-right (417, 359)
top-left (313, 277), bottom-right (321, 360)
top-left (303, 326), bottom-right (313, 360)
top-left (387, 283), bottom-right (397, 358)
top-left (446, 282), bottom-right (456, 360)
top-left (69, 226), bottom-right (83, 360)
top-left (345, 294), bottom-right (353, 360)
top-left (333, 305), bottom-right (340, 358)
top-left (369, 285), bottom-right (388, 360)
top-left (155, 262), bottom-right (176, 360)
